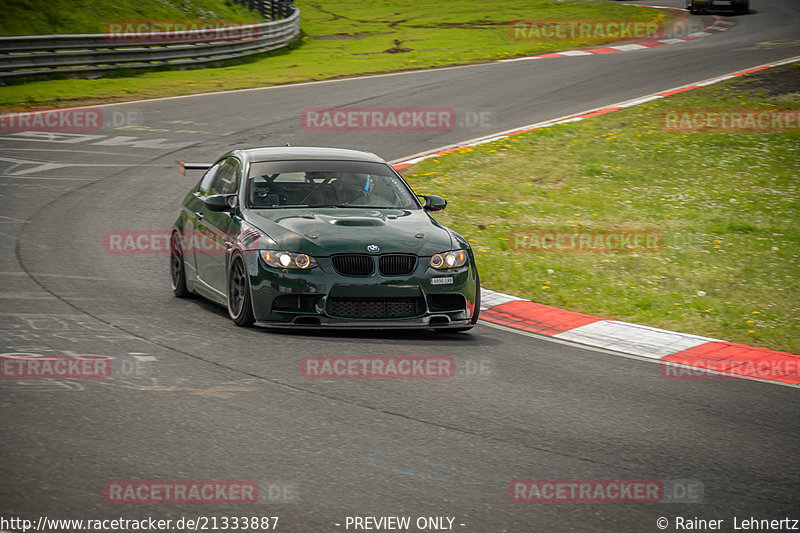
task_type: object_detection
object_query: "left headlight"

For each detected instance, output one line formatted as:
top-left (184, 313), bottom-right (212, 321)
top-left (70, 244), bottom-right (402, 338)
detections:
top-left (261, 250), bottom-right (318, 270)
top-left (429, 250), bottom-right (468, 269)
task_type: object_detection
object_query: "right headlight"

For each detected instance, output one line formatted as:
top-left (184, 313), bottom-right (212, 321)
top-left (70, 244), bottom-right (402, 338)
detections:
top-left (429, 250), bottom-right (468, 269)
top-left (261, 250), bottom-right (318, 270)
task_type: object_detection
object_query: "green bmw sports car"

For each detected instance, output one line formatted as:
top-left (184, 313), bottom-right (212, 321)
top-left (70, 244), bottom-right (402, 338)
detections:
top-left (171, 147), bottom-right (480, 331)
top-left (686, 0), bottom-right (748, 14)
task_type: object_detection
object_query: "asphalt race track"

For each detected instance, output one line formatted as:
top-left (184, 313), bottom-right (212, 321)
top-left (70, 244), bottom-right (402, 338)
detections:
top-left (1, 0), bottom-right (799, 531)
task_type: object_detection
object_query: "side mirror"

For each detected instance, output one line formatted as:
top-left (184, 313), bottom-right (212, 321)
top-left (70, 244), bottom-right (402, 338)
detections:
top-left (204, 194), bottom-right (237, 212)
top-left (419, 194), bottom-right (447, 212)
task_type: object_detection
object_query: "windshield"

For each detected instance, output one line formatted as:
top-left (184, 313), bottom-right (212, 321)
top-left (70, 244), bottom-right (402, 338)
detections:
top-left (246, 160), bottom-right (420, 210)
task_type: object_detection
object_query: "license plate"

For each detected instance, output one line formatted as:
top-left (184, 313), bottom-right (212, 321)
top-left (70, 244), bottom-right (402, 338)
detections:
top-left (712, 1), bottom-right (732, 4)
top-left (430, 277), bottom-right (453, 285)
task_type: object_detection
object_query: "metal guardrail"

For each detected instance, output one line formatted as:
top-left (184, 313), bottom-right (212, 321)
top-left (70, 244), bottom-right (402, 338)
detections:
top-left (0, 2), bottom-right (299, 81)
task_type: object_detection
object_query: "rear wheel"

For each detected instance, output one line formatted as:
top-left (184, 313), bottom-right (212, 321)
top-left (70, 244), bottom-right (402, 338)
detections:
top-left (228, 256), bottom-right (255, 327)
top-left (170, 232), bottom-right (191, 298)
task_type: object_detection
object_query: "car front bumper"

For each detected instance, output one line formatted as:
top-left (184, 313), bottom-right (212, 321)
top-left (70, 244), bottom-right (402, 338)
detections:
top-left (689, 0), bottom-right (747, 12)
top-left (244, 252), bottom-right (478, 328)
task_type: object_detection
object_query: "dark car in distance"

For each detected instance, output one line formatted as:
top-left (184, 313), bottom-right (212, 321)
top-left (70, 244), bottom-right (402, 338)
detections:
top-left (686, 0), bottom-right (749, 14)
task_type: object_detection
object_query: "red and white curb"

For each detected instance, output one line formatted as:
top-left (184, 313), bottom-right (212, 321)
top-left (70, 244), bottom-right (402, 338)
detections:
top-left (480, 289), bottom-right (800, 386)
top-left (392, 56), bottom-right (800, 170)
top-left (391, 56), bottom-right (800, 387)
top-left (501, 7), bottom-right (735, 63)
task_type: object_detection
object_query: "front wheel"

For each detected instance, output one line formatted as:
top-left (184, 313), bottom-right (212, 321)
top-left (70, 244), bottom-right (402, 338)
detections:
top-left (434, 273), bottom-right (480, 333)
top-left (227, 256), bottom-right (255, 327)
top-left (170, 232), bottom-right (191, 298)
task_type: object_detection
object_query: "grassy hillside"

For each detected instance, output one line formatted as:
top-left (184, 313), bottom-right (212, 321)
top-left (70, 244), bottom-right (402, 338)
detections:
top-left (0, 0), bottom-right (666, 109)
top-left (0, 0), bottom-right (259, 35)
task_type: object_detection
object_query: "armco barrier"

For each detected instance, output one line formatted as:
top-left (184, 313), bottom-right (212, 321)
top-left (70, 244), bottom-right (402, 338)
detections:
top-left (0, 7), bottom-right (299, 80)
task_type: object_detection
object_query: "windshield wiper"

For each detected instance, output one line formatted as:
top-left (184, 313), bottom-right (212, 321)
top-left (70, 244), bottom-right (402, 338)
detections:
top-left (330, 205), bottom-right (398, 209)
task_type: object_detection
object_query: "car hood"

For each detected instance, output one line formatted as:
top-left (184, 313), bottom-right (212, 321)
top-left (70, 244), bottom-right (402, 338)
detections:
top-left (244, 208), bottom-right (456, 256)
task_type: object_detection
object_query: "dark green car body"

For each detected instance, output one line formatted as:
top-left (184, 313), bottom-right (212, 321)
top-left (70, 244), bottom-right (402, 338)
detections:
top-left (171, 147), bottom-right (480, 330)
top-left (686, 0), bottom-right (748, 14)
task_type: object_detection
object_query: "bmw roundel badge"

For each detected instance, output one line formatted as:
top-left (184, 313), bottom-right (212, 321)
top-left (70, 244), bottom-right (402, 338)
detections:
top-left (367, 244), bottom-right (380, 253)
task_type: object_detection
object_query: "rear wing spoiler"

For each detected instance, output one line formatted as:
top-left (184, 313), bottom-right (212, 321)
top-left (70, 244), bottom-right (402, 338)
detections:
top-left (179, 161), bottom-right (211, 176)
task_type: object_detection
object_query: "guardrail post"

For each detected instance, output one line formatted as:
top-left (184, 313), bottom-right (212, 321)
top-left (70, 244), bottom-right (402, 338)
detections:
top-left (278, 0), bottom-right (293, 19)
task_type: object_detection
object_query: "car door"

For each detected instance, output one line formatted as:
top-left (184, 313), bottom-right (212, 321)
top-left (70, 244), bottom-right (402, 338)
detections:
top-left (196, 157), bottom-right (242, 296)
top-left (184, 162), bottom-right (220, 283)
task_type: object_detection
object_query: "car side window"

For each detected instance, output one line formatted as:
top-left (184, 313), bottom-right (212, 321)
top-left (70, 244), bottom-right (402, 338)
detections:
top-left (209, 158), bottom-right (242, 195)
top-left (198, 163), bottom-right (221, 194)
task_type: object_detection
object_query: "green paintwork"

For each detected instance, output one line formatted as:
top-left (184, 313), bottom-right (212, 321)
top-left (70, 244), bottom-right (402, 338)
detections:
top-left (172, 147), bottom-right (479, 329)
top-left (248, 208), bottom-right (453, 257)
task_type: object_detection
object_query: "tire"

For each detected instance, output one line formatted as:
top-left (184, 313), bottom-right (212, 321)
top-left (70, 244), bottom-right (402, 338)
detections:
top-left (471, 273), bottom-right (481, 325)
top-left (434, 273), bottom-right (480, 333)
top-left (227, 255), bottom-right (255, 327)
top-left (170, 232), bottom-right (191, 298)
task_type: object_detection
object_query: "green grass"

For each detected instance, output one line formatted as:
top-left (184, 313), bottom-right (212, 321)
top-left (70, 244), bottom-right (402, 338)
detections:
top-left (0, 0), bottom-right (667, 110)
top-left (0, 0), bottom-right (259, 35)
top-left (400, 63), bottom-right (800, 353)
